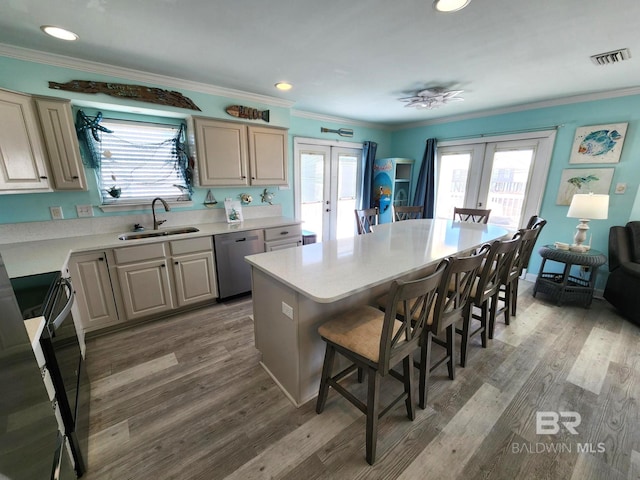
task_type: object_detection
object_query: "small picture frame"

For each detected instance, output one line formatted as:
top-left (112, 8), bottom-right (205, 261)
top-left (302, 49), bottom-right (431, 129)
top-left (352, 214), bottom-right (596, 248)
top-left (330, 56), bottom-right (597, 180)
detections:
top-left (224, 198), bottom-right (243, 223)
top-left (569, 122), bottom-right (628, 164)
top-left (556, 167), bottom-right (614, 205)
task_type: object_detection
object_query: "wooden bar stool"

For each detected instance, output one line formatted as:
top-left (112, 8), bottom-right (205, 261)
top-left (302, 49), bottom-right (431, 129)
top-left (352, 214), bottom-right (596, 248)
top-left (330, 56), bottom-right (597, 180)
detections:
top-left (453, 207), bottom-right (491, 224)
top-left (457, 237), bottom-right (521, 366)
top-left (315, 262), bottom-right (447, 465)
top-left (393, 205), bottom-right (423, 221)
top-left (355, 207), bottom-right (379, 234)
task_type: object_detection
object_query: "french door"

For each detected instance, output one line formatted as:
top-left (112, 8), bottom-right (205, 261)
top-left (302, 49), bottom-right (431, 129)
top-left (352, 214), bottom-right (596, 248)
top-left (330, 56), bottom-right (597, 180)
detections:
top-left (435, 131), bottom-right (556, 230)
top-left (294, 139), bottom-right (362, 242)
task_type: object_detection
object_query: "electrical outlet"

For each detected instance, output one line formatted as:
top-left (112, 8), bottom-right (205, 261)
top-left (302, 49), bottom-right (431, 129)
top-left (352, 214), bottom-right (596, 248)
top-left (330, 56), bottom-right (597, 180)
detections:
top-left (50, 206), bottom-right (63, 220)
top-left (282, 301), bottom-right (294, 319)
top-left (76, 205), bottom-right (94, 217)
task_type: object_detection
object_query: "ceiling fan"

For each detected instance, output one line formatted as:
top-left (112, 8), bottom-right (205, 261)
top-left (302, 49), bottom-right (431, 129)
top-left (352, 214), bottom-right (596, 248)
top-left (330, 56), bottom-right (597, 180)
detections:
top-left (399, 88), bottom-right (464, 109)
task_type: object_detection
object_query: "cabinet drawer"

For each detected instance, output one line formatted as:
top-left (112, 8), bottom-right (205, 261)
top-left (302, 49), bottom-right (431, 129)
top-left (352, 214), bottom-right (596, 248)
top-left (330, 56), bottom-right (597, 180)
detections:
top-left (264, 224), bottom-right (302, 241)
top-left (170, 236), bottom-right (213, 255)
top-left (114, 242), bottom-right (166, 264)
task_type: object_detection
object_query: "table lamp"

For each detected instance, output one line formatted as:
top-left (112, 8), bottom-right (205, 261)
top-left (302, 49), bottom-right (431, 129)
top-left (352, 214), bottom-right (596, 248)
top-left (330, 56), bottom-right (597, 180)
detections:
top-left (566, 193), bottom-right (609, 250)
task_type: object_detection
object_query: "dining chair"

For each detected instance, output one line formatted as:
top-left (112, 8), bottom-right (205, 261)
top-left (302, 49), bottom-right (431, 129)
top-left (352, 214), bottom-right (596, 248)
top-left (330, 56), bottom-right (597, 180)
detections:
top-left (376, 249), bottom-right (486, 408)
top-left (458, 236), bottom-right (521, 363)
top-left (355, 207), bottom-right (379, 234)
top-left (494, 219), bottom-right (546, 332)
top-left (393, 205), bottom-right (423, 222)
top-left (315, 261), bottom-right (447, 464)
top-left (453, 207), bottom-right (491, 224)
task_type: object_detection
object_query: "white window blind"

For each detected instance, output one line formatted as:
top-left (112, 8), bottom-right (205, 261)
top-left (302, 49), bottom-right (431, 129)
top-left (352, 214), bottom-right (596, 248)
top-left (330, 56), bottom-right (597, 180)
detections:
top-left (99, 119), bottom-right (189, 204)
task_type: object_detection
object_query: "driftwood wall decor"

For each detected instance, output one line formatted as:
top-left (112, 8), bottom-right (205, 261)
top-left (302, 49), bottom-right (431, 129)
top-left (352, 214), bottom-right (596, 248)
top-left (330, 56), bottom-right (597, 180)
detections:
top-left (49, 80), bottom-right (201, 111)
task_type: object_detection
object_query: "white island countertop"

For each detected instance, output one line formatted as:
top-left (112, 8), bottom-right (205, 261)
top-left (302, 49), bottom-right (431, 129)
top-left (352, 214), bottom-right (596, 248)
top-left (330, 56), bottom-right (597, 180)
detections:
top-left (0, 216), bottom-right (299, 278)
top-left (245, 219), bottom-right (510, 304)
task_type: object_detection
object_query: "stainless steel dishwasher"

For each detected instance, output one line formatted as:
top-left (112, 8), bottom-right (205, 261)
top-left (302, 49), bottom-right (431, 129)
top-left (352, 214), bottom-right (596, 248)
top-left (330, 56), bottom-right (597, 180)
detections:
top-left (214, 229), bottom-right (265, 298)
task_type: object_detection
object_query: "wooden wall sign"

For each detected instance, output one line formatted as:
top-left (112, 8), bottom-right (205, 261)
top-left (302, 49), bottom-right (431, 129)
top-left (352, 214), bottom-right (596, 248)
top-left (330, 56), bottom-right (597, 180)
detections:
top-left (48, 80), bottom-right (201, 111)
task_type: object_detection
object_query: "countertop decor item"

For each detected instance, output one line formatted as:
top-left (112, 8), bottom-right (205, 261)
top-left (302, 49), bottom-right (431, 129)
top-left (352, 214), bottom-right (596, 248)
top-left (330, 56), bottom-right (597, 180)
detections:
top-left (225, 105), bottom-right (270, 122)
top-left (49, 80), bottom-right (201, 111)
top-left (204, 189), bottom-right (218, 207)
top-left (224, 198), bottom-right (243, 223)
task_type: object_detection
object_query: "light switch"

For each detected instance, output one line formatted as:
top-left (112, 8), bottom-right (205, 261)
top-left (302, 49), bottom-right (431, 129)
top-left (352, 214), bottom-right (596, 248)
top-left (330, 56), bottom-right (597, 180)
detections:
top-left (50, 206), bottom-right (63, 220)
top-left (76, 205), bottom-right (94, 217)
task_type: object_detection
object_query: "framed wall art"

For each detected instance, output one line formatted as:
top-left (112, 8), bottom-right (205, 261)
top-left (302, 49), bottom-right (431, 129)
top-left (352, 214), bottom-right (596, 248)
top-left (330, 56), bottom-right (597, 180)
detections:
top-left (569, 122), bottom-right (628, 164)
top-left (224, 198), bottom-right (243, 223)
top-left (556, 167), bottom-right (614, 205)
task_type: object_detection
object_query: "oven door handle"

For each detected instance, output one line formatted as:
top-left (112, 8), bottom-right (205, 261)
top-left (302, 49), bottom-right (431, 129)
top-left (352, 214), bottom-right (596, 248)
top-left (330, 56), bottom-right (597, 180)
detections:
top-left (51, 278), bottom-right (75, 331)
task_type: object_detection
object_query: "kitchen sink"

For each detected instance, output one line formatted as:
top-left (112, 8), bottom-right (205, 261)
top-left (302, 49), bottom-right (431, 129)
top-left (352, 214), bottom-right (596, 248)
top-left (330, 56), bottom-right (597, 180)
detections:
top-left (118, 227), bottom-right (200, 240)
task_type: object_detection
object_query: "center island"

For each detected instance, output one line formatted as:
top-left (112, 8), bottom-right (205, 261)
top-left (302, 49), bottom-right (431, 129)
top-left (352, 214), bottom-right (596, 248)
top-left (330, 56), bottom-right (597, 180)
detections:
top-left (245, 218), bottom-right (509, 406)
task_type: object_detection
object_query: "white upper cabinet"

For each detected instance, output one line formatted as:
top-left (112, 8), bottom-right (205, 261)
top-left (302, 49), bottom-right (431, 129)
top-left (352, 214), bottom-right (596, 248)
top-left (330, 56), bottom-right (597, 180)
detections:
top-left (0, 89), bottom-right (51, 192)
top-left (192, 117), bottom-right (288, 187)
top-left (247, 125), bottom-right (288, 186)
top-left (35, 97), bottom-right (87, 190)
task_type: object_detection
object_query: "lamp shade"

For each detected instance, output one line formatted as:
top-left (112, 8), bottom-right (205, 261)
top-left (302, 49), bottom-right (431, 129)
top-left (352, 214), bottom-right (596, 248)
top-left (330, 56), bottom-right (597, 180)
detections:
top-left (567, 193), bottom-right (609, 219)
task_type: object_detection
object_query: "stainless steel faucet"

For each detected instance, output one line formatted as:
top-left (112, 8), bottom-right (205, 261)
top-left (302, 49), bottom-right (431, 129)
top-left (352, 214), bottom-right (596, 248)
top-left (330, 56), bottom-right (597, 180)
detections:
top-left (152, 197), bottom-right (170, 230)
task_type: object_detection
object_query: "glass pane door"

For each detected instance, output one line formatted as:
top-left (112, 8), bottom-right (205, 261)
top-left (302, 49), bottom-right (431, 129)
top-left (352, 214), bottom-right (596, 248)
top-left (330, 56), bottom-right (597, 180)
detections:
top-left (435, 134), bottom-right (553, 230)
top-left (300, 148), bottom-right (329, 241)
top-left (298, 144), bottom-right (361, 242)
top-left (479, 143), bottom-right (535, 230)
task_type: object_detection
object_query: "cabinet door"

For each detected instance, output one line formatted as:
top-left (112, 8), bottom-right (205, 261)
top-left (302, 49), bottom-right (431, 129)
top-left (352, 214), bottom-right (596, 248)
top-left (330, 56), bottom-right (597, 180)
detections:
top-left (0, 89), bottom-right (51, 192)
top-left (35, 98), bottom-right (87, 190)
top-left (172, 251), bottom-right (218, 307)
top-left (117, 259), bottom-right (174, 320)
top-left (248, 125), bottom-right (288, 185)
top-left (68, 252), bottom-right (120, 332)
top-left (194, 118), bottom-right (248, 186)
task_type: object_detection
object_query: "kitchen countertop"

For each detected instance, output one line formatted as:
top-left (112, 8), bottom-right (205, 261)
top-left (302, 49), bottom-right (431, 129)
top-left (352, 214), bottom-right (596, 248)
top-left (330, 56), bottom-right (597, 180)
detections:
top-left (0, 216), bottom-right (299, 279)
top-left (245, 218), bottom-right (510, 303)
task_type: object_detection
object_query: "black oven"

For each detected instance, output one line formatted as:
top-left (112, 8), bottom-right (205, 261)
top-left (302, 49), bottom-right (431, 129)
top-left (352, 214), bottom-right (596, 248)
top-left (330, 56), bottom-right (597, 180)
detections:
top-left (39, 273), bottom-right (90, 477)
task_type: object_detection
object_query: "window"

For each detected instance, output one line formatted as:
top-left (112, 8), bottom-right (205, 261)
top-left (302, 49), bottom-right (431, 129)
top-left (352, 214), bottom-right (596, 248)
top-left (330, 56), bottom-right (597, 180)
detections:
top-left (98, 119), bottom-right (190, 204)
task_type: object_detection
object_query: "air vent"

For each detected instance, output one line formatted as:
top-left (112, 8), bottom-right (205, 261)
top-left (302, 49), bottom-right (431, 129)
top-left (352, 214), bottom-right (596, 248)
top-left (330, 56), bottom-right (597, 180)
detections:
top-left (590, 48), bottom-right (631, 66)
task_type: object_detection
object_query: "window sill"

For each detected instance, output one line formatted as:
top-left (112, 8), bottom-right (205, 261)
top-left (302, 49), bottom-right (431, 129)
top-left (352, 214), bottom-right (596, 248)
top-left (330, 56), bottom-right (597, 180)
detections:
top-left (98, 201), bottom-right (194, 213)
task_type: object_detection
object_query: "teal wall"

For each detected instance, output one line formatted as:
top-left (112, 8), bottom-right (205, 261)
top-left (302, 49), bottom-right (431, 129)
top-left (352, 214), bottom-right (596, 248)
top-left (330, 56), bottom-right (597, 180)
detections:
top-left (391, 96), bottom-right (640, 286)
top-left (2, 53), bottom-right (639, 289)
top-left (0, 55), bottom-right (390, 222)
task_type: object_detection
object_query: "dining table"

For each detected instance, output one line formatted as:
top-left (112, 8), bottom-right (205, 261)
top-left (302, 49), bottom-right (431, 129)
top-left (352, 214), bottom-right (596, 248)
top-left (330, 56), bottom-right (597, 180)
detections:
top-left (245, 218), bottom-right (509, 406)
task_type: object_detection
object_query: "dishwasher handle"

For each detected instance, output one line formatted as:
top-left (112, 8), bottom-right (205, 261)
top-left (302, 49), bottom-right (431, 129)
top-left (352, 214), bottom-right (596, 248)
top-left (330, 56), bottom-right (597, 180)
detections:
top-left (235, 238), bottom-right (247, 242)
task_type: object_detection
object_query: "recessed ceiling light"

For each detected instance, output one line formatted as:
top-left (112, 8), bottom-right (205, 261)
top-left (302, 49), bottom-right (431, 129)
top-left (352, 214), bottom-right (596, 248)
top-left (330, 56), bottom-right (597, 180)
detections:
top-left (433, 0), bottom-right (471, 13)
top-left (40, 25), bottom-right (79, 41)
top-left (275, 82), bottom-right (293, 91)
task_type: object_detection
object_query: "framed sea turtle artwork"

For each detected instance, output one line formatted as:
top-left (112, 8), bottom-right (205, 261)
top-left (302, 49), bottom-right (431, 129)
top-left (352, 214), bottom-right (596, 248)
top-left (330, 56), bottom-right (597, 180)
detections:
top-left (569, 122), bottom-right (628, 164)
top-left (556, 167), bottom-right (614, 205)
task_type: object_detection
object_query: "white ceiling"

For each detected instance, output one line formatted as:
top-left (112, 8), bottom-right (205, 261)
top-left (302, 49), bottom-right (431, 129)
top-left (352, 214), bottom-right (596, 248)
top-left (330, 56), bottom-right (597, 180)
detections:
top-left (1, 0), bottom-right (640, 125)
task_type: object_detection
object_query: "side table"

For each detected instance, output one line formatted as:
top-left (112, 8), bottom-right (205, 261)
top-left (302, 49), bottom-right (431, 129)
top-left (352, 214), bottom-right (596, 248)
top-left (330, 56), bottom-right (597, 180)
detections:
top-left (533, 245), bottom-right (606, 307)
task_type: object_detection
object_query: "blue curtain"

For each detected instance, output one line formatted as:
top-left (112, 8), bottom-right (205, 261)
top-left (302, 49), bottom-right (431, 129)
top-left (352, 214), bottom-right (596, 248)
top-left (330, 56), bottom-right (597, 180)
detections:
top-left (413, 138), bottom-right (437, 218)
top-left (359, 141), bottom-right (377, 209)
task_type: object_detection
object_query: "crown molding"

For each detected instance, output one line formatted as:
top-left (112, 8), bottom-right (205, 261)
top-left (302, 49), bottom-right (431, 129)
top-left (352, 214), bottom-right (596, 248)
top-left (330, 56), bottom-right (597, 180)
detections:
top-left (393, 86), bottom-right (640, 130)
top-left (291, 109), bottom-right (388, 130)
top-left (0, 43), bottom-right (295, 108)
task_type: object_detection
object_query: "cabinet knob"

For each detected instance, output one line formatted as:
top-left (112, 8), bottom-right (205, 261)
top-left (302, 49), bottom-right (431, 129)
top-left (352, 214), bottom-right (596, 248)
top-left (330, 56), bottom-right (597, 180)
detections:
top-left (40, 176), bottom-right (48, 179)
top-left (72, 176), bottom-right (79, 179)
top-left (161, 264), bottom-right (166, 268)
top-left (98, 257), bottom-right (104, 261)
top-left (281, 231), bottom-right (289, 235)
top-left (174, 261), bottom-right (179, 265)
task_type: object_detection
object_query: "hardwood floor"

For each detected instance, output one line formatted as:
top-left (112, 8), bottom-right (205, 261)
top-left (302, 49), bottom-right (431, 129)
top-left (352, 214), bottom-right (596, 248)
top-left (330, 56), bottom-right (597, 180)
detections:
top-left (82, 282), bottom-right (640, 480)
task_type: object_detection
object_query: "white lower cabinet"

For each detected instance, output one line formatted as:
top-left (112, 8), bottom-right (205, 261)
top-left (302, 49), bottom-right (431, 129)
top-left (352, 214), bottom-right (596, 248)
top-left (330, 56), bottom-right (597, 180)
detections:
top-left (112, 237), bottom-right (217, 322)
top-left (117, 258), bottom-right (175, 321)
top-left (67, 252), bottom-right (121, 332)
top-left (264, 224), bottom-right (302, 251)
top-left (171, 237), bottom-right (217, 307)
